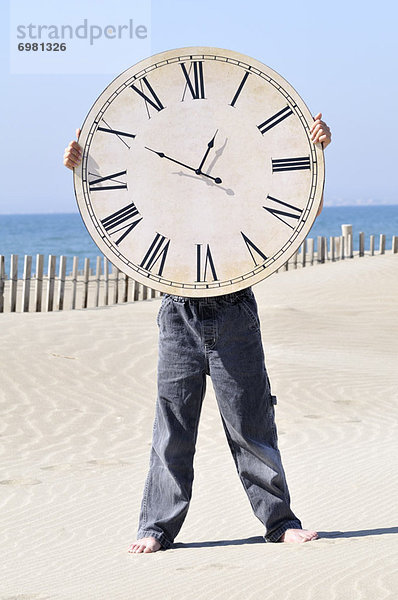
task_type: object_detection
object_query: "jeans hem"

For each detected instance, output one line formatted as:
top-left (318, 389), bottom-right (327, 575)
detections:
top-left (263, 520), bottom-right (302, 543)
top-left (136, 529), bottom-right (173, 550)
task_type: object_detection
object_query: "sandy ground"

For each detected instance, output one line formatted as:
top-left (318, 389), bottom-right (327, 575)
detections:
top-left (1, 254), bottom-right (397, 600)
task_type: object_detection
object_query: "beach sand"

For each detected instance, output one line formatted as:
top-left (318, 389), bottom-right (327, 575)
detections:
top-left (1, 254), bottom-right (397, 599)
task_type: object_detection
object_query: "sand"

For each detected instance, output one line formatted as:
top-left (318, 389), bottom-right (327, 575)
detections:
top-left (1, 254), bottom-right (397, 600)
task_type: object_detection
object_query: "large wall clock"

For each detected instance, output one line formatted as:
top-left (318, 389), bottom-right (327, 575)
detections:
top-left (74, 47), bottom-right (324, 297)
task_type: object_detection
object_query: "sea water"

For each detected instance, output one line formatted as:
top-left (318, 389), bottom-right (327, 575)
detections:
top-left (0, 205), bottom-right (397, 276)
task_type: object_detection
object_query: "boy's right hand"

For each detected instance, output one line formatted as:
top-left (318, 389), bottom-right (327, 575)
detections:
top-left (63, 128), bottom-right (82, 170)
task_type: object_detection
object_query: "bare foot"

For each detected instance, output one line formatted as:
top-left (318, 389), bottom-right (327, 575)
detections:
top-left (279, 528), bottom-right (318, 543)
top-left (128, 536), bottom-right (162, 554)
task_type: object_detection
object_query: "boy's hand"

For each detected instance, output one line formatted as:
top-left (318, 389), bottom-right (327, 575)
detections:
top-left (310, 113), bottom-right (331, 148)
top-left (63, 128), bottom-right (82, 170)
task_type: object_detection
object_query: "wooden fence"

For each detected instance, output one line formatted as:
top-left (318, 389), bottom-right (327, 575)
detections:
top-left (1, 228), bottom-right (397, 313)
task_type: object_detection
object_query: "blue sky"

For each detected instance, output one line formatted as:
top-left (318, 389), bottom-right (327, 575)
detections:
top-left (1, 0), bottom-right (397, 213)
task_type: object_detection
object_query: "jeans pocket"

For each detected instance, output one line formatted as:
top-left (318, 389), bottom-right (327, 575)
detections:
top-left (156, 295), bottom-right (172, 327)
top-left (240, 296), bottom-right (261, 332)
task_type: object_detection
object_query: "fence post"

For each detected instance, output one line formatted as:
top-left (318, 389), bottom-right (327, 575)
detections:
top-left (370, 235), bottom-right (375, 256)
top-left (359, 232), bottom-right (365, 257)
top-left (379, 234), bottom-right (386, 255)
top-left (0, 255), bottom-right (5, 313)
top-left (341, 224), bottom-right (353, 256)
top-left (56, 256), bottom-right (67, 310)
top-left (95, 256), bottom-right (101, 307)
top-left (10, 254), bottom-right (18, 312)
top-left (22, 255), bottom-right (32, 312)
top-left (46, 255), bottom-right (56, 312)
top-left (133, 280), bottom-right (141, 301)
top-left (330, 236), bottom-right (335, 262)
top-left (71, 257), bottom-right (78, 310)
top-left (347, 232), bottom-right (353, 258)
top-left (307, 238), bottom-right (314, 265)
top-left (300, 240), bottom-right (306, 267)
top-left (317, 236), bottom-right (325, 263)
top-left (113, 266), bottom-right (120, 304)
top-left (82, 258), bottom-right (90, 309)
top-left (103, 258), bottom-right (109, 305)
top-left (340, 235), bottom-right (345, 260)
top-left (123, 274), bottom-right (129, 303)
top-left (392, 236), bottom-right (398, 254)
top-left (34, 254), bottom-right (44, 312)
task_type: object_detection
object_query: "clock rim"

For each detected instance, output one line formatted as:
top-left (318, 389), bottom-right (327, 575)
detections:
top-left (74, 46), bottom-right (325, 298)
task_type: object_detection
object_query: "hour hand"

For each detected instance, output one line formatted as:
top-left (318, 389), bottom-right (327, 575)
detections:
top-left (145, 146), bottom-right (222, 184)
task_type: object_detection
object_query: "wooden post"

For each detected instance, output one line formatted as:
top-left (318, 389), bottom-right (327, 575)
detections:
top-left (103, 258), bottom-right (109, 306)
top-left (370, 235), bottom-right (375, 256)
top-left (379, 234), bottom-right (386, 255)
top-left (133, 280), bottom-right (140, 301)
top-left (56, 256), bottom-right (67, 310)
top-left (334, 237), bottom-right (340, 260)
top-left (341, 224), bottom-right (353, 256)
top-left (71, 257), bottom-right (78, 310)
top-left (392, 236), bottom-right (398, 254)
top-left (330, 236), bottom-right (335, 262)
top-left (94, 257), bottom-right (101, 308)
top-left (317, 236), bottom-right (324, 263)
top-left (0, 255), bottom-right (5, 313)
top-left (340, 235), bottom-right (345, 260)
top-left (22, 255), bottom-right (32, 312)
top-left (150, 286), bottom-right (157, 298)
top-left (307, 238), bottom-right (314, 265)
top-left (10, 254), bottom-right (18, 312)
top-left (113, 266), bottom-right (120, 304)
top-left (46, 255), bottom-right (56, 312)
top-left (83, 258), bottom-right (90, 308)
top-left (283, 259), bottom-right (289, 271)
top-left (34, 254), bottom-right (44, 312)
top-left (323, 237), bottom-right (328, 262)
top-left (122, 274), bottom-right (129, 303)
top-left (347, 232), bottom-right (353, 258)
top-left (300, 240), bottom-right (306, 268)
top-left (359, 232), bottom-right (365, 257)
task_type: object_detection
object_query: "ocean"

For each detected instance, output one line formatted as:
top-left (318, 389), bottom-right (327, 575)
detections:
top-left (1, 205), bottom-right (397, 276)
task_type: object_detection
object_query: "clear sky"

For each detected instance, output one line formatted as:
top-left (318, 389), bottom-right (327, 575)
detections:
top-left (1, 0), bottom-right (397, 214)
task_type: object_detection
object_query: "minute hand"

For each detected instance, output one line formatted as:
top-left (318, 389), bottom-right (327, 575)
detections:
top-left (145, 147), bottom-right (222, 184)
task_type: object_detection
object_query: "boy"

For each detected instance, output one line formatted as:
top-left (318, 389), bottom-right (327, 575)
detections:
top-left (64, 113), bottom-right (331, 552)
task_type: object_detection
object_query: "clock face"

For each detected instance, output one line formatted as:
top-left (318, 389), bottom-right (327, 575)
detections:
top-left (74, 47), bottom-right (324, 297)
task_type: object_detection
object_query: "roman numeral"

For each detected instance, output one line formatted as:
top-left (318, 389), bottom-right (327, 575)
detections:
top-left (101, 202), bottom-right (143, 246)
top-left (230, 71), bottom-right (250, 107)
top-left (88, 170), bottom-right (127, 191)
top-left (271, 156), bottom-right (311, 172)
top-left (241, 232), bottom-right (268, 265)
top-left (130, 77), bottom-right (165, 117)
top-left (257, 106), bottom-right (293, 134)
top-left (140, 233), bottom-right (170, 276)
top-left (196, 244), bottom-right (218, 282)
top-left (180, 61), bottom-right (206, 100)
top-left (97, 119), bottom-right (136, 149)
top-left (263, 196), bottom-right (303, 229)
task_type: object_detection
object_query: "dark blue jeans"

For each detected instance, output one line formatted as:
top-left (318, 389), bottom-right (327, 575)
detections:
top-left (136, 288), bottom-right (301, 548)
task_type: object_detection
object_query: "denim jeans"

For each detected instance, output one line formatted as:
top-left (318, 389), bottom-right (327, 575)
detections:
top-left (136, 288), bottom-right (302, 548)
